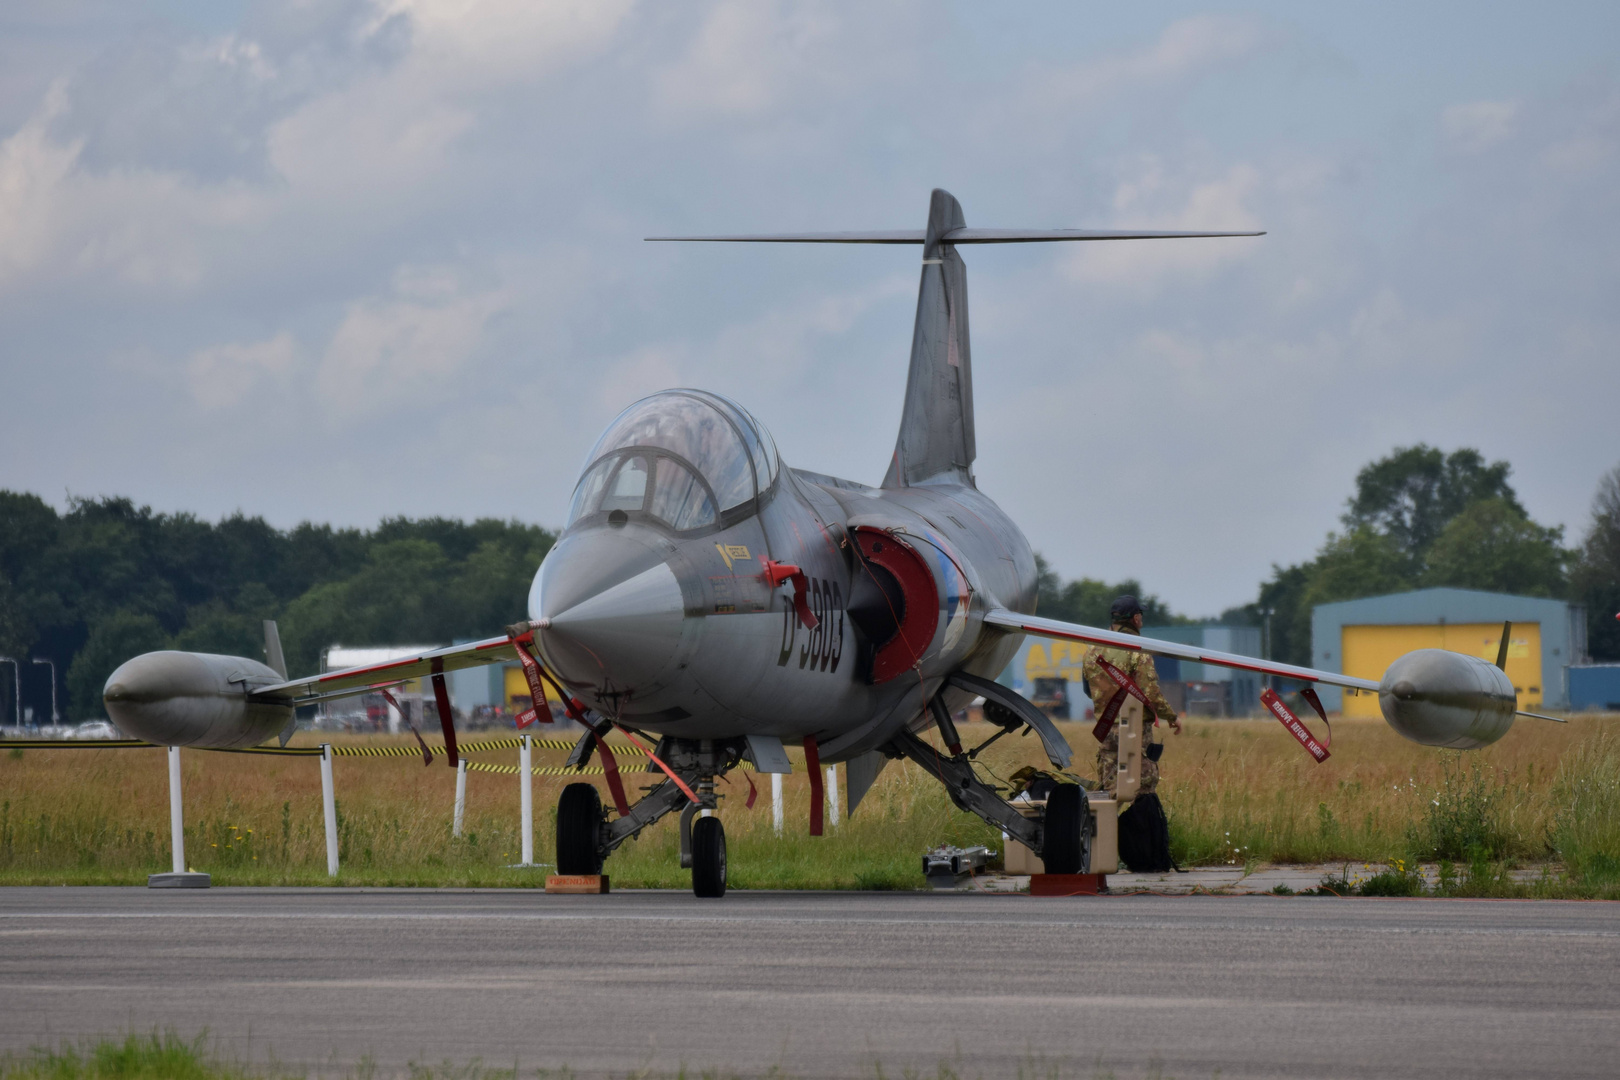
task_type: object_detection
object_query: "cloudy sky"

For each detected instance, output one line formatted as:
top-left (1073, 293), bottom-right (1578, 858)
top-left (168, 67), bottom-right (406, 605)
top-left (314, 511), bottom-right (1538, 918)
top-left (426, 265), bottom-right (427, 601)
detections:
top-left (2, 1), bottom-right (1617, 615)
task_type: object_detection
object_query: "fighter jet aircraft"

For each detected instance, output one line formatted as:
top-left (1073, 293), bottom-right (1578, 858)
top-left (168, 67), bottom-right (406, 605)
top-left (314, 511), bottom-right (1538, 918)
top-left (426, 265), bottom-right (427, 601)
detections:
top-left (103, 189), bottom-right (1551, 897)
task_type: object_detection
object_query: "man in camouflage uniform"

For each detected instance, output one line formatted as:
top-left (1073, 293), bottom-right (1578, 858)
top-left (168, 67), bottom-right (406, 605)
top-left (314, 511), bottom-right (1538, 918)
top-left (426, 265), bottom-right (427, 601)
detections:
top-left (1082, 594), bottom-right (1181, 796)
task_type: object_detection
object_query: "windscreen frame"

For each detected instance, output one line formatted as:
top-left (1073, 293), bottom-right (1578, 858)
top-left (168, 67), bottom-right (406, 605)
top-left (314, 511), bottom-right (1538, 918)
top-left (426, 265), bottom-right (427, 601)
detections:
top-left (565, 447), bottom-right (727, 536)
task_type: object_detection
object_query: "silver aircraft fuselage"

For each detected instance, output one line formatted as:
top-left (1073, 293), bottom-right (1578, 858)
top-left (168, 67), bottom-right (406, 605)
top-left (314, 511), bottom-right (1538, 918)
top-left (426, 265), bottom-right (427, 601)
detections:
top-left (530, 430), bottom-right (1034, 764)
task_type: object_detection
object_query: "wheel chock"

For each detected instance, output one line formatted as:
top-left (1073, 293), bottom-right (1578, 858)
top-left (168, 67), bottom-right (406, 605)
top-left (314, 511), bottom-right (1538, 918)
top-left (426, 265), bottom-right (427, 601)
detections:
top-left (1030, 873), bottom-right (1105, 896)
top-left (545, 874), bottom-right (609, 894)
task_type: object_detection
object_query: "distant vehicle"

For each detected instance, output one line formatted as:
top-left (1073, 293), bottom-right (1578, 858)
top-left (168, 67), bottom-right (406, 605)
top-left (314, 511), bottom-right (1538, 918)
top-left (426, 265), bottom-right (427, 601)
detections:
top-left (70, 720), bottom-right (123, 740)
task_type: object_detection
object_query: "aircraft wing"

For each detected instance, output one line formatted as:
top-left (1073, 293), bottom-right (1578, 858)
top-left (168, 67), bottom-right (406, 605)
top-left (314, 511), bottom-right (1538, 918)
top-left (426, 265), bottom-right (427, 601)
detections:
top-left (250, 634), bottom-right (521, 705)
top-left (982, 609), bottom-right (1382, 693)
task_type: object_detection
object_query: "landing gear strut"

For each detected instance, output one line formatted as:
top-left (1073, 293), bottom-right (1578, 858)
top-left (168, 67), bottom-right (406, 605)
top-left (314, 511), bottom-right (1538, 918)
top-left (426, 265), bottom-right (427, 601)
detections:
top-left (889, 728), bottom-right (1090, 872)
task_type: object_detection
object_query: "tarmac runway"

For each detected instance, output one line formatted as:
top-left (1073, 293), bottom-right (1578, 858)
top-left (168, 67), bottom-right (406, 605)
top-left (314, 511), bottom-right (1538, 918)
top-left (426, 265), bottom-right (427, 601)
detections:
top-left (1, 888), bottom-right (1617, 1079)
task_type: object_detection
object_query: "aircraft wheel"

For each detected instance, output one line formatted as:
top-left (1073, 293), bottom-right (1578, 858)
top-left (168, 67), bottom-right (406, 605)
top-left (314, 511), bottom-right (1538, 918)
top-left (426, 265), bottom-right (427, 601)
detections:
top-left (1043, 785), bottom-right (1085, 874)
top-left (556, 783), bottom-right (605, 875)
top-left (691, 816), bottom-right (727, 898)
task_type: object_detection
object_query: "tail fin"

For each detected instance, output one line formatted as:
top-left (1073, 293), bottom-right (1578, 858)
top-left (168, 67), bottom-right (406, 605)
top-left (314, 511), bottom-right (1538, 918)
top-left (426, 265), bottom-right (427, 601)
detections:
top-left (883, 189), bottom-right (975, 489)
top-left (645, 193), bottom-right (1263, 489)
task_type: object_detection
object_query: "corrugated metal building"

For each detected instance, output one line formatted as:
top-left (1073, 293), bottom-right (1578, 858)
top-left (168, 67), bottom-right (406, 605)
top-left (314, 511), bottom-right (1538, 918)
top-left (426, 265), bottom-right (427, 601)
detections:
top-left (1143, 625), bottom-right (1263, 716)
top-left (999, 624), bottom-right (1264, 717)
top-left (1569, 664), bottom-right (1620, 711)
top-left (1311, 587), bottom-right (1587, 713)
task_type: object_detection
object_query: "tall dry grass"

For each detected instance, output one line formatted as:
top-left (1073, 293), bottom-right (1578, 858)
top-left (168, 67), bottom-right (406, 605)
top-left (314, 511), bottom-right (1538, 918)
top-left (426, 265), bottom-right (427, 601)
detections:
top-left (2, 713), bottom-right (1616, 888)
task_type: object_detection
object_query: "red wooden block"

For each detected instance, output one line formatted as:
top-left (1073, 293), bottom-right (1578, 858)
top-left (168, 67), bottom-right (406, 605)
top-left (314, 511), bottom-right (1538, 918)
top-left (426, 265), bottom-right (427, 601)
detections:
top-left (545, 874), bottom-right (609, 894)
top-left (1030, 873), bottom-right (1105, 896)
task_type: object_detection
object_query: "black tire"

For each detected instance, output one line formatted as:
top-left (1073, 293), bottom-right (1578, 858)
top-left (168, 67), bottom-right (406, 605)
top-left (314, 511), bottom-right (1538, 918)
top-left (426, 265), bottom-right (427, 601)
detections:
top-left (691, 816), bottom-right (727, 898)
top-left (556, 783), bottom-right (604, 875)
top-left (1042, 785), bottom-right (1085, 874)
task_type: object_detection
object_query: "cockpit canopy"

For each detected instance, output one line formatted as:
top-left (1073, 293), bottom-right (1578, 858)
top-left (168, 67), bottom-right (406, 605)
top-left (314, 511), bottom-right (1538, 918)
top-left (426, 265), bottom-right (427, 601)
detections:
top-left (567, 390), bottom-right (780, 532)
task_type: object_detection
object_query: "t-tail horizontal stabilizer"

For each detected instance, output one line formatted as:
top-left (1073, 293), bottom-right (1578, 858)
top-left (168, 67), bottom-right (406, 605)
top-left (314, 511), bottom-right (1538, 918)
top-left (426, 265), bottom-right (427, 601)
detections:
top-left (645, 229), bottom-right (1265, 244)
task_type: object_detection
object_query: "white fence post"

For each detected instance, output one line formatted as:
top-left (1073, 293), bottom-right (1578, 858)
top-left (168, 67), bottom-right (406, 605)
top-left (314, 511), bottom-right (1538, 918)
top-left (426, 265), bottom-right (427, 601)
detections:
top-left (772, 772), bottom-right (783, 835)
top-left (320, 744), bottom-right (339, 877)
top-left (148, 746), bottom-right (209, 887)
top-left (452, 758), bottom-right (468, 838)
top-left (519, 734), bottom-right (534, 866)
top-left (827, 766), bottom-right (840, 828)
top-left (168, 746), bottom-right (186, 873)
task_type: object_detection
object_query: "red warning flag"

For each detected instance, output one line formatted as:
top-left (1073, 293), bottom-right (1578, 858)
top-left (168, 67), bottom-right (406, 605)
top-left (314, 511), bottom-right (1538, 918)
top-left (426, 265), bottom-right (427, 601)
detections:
top-left (1262, 688), bottom-right (1330, 763)
top-left (804, 736), bottom-right (823, 836)
top-left (510, 637), bottom-right (554, 729)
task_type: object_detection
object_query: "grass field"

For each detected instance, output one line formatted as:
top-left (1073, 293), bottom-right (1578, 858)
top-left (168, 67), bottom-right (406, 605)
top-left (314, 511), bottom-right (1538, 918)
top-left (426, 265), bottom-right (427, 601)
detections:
top-left (0, 1029), bottom-right (1178, 1080)
top-left (3, 712), bottom-right (1618, 895)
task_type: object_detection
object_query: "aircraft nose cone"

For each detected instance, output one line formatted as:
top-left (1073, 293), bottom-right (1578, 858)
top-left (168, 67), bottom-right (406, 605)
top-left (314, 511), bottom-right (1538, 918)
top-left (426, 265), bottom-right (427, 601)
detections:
top-left (531, 529), bottom-right (696, 701)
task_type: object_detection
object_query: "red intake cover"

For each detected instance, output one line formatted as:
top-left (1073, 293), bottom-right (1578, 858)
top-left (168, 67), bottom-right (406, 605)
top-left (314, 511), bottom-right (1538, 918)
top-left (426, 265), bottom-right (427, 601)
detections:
top-left (853, 527), bottom-right (939, 683)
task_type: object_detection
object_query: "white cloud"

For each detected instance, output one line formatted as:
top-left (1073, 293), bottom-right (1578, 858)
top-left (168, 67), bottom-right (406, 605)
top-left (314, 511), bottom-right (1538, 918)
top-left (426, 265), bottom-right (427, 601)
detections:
top-left (1062, 162), bottom-right (1265, 289)
top-left (0, 86), bottom-right (79, 289)
top-left (652, 0), bottom-right (843, 118)
top-left (0, 104), bottom-right (270, 293)
top-left (1442, 100), bottom-right (1519, 153)
top-left (370, 0), bottom-right (635, 91)
top-left (1024, 15), bottom-right (1266, 114)
top-left (188, 331), bottom-right (302, 409)
top-left (316, 268), bottom-right (508, 415)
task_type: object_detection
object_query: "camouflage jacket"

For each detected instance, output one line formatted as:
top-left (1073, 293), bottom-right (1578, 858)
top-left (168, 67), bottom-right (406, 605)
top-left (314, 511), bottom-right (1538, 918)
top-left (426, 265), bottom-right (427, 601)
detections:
top-left (1082, 626), bottom-right (1178, 722)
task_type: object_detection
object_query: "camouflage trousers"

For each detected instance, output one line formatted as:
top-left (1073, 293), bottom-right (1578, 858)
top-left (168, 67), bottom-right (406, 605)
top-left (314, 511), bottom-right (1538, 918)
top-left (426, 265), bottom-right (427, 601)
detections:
top-left (1096, 727), bottom-right (1160, 797)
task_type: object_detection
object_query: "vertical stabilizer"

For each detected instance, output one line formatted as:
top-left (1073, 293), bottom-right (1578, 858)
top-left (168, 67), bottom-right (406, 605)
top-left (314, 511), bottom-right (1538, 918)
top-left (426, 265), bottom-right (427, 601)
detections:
top-left (882, 189), bottom-right (976, 489)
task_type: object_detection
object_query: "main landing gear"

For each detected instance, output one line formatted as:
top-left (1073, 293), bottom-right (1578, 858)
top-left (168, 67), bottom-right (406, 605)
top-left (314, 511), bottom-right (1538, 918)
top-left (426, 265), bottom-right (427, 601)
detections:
top-left (553, 735), bottom-right (742, 897)
top-left (893, 727), bottom-right (1091, 873)
top-left (888, 682), bottom-right (1090, 874)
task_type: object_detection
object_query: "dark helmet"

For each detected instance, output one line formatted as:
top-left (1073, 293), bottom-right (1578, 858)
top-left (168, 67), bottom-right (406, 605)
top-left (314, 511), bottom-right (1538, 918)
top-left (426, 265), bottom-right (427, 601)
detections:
top-left (1110, 594), bottom-right (1143, 622)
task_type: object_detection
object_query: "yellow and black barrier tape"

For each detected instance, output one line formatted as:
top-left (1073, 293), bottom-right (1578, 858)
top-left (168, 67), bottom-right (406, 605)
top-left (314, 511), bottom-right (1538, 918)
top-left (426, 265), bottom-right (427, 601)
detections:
top-left (4, 737), bottom-right (760, 785)
top-left (1, 736), bottom-right (648, 758)
top-left (465, 761), bottom-right (757, 777)
top-left (468, 761), bottom-right (606, 776)
top-left (322, 739), bottom-right (647, 759)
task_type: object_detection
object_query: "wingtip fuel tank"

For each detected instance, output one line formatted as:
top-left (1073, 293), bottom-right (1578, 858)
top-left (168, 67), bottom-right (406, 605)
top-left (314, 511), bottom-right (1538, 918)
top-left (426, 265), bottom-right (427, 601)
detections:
top-left (1378, 648), bottom-right (1517, 749)
top-left (103, 651), bottom-right (292, 749)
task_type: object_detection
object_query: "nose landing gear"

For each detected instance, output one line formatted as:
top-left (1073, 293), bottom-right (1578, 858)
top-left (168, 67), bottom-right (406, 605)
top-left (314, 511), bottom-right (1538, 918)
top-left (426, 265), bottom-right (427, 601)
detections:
top-left (678, 776), bottom-right (728, 897)
top-left (553, 737), bottom-right (743, 897)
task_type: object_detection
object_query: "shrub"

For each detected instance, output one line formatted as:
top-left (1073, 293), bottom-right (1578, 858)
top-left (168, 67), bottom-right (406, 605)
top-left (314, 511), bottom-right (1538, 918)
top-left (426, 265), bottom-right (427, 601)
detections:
top-left (1357, 859), bottom-right (1426, 897)
top-left (1408, 756), bottom-right (1510, 862)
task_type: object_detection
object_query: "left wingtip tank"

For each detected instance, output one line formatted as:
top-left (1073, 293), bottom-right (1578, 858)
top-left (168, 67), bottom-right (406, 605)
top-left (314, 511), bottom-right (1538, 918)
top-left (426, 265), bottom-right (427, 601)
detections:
top-left (103, 650), bottom-right (292, 749)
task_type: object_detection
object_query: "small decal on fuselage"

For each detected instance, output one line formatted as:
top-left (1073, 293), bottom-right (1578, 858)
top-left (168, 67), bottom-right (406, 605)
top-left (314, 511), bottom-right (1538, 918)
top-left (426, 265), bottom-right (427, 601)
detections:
top-left (716, 543), bottom-right (751, 570)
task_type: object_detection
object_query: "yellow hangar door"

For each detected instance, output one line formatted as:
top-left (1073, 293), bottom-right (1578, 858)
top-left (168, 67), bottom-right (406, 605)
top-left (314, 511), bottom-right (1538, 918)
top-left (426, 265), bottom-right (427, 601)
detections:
top-left (1340, 623), bottom-right (1542, 717)
top-left (504, 666), bottom-right (560, 710)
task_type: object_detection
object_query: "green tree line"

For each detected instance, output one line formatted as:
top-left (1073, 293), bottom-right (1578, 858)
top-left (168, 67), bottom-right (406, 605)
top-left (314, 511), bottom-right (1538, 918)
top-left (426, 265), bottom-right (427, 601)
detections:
top-left (1222, 448), bottom-right (1618, 666)
top-left (0, 492), bottom-right (553, 720)
top-left (1033, 447), bottom-right (1617, 668)
top-left (1032, 556), bottom-right (1183, 629)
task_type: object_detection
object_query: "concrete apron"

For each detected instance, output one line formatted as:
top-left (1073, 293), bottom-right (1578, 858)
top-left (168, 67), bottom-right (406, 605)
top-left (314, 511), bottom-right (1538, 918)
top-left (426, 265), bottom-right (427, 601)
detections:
top-left (966, 862), bottom-right (1558, 895)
